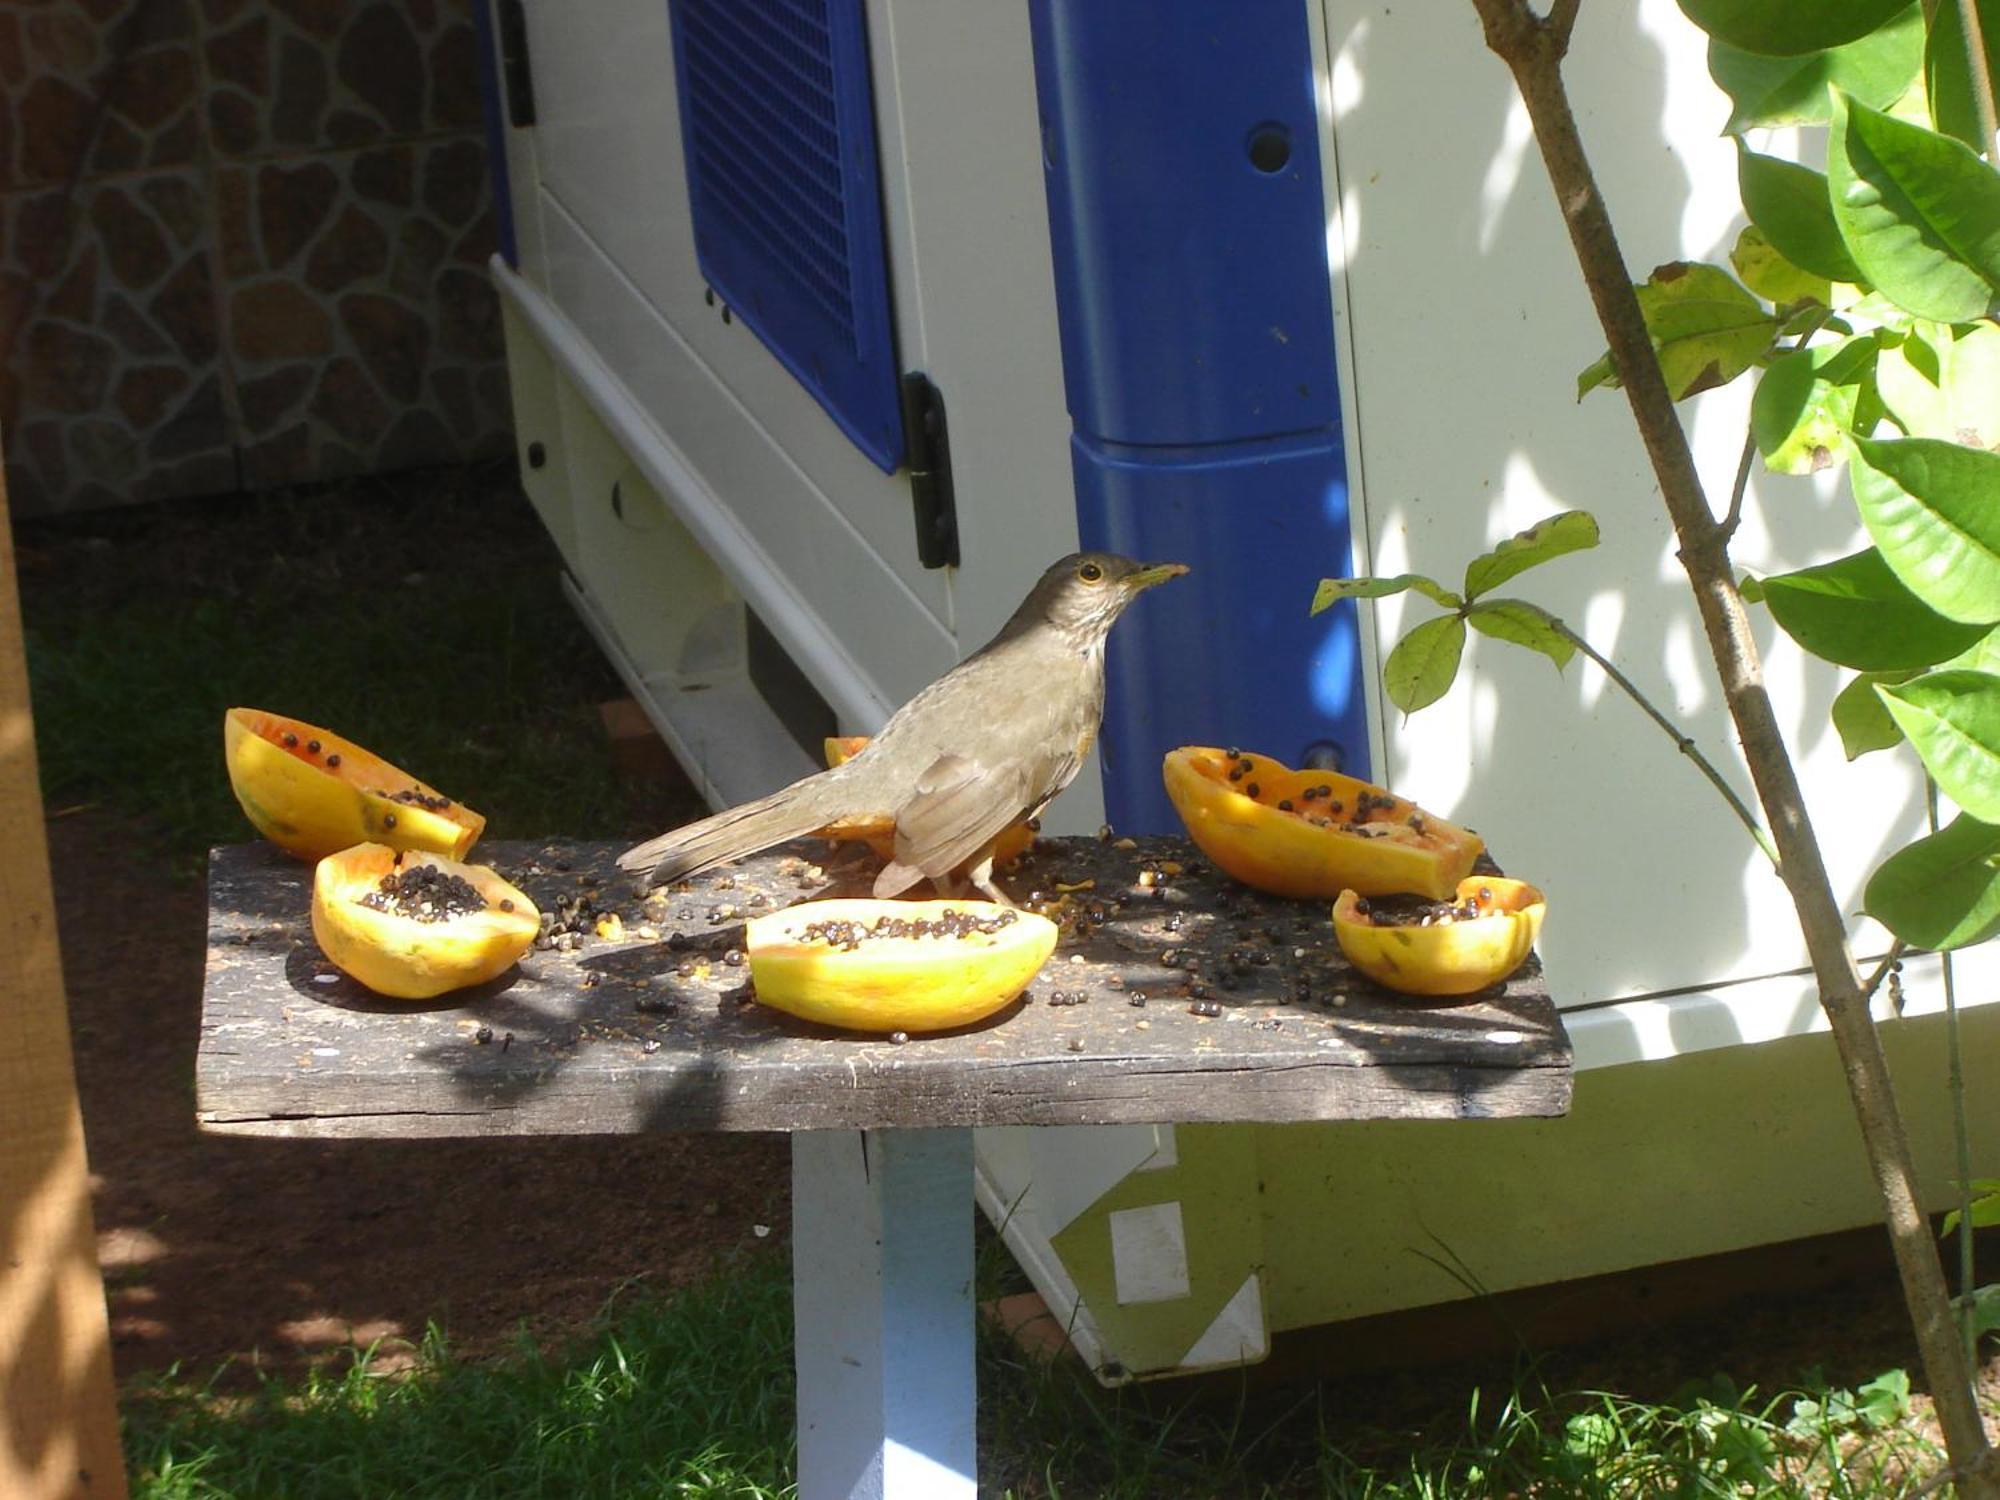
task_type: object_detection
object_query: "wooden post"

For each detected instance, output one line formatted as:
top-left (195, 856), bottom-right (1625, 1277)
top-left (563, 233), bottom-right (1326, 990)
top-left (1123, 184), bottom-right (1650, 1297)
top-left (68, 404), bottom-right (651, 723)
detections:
top-left (0, 459), bottom-right (129, 1498)
top-left (792, 1129), bottom-right (976, 1500)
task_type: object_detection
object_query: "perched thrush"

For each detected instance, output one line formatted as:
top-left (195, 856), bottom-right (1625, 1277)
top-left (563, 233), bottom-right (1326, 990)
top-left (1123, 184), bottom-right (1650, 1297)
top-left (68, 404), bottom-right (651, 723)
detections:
top-left (617, 552), bottom-right (1187, 902)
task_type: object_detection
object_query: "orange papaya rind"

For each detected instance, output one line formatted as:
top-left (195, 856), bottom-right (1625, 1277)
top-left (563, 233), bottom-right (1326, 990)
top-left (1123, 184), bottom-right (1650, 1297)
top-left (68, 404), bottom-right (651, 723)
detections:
top-left (225, 707), bottom-right (484, 861)
top-left (1162, 746), bottom-right (1482, 901)
top-left (1332, 876), bottom-right (1545, 997)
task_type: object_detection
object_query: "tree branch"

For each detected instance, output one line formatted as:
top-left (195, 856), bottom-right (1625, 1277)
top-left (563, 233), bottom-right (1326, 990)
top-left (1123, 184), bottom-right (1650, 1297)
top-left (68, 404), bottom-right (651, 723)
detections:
top-left (1465, 1), bottom-right (1999, 1487)
top-left (1858, 940), bottom-right (1908, 1006)
top-left (1545, 614), bottom-right (1779, 867)
top-left (1547, 0), bottom-right (1582, 52)
top-left (1720, 430), bottom-right (1756, 540)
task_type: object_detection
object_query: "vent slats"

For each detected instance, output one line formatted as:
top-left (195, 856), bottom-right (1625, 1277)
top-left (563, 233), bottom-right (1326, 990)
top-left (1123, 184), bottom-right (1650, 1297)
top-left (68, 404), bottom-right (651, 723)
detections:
top-left (671, 0), bottom-right (906, 471)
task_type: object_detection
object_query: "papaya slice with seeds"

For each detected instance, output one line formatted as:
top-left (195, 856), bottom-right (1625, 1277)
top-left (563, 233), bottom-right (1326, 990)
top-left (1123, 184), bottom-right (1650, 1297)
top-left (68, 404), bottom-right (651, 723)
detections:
top-left (225, 707), bottom-right (483, 861)
top-left (1162, 745), bottom-right (1482, 901)
top-left (1332, 876), bottom-right (1545, 997)
top-left (746, 897), bottom-right (1056, 1034)
top-left (311, 843), bottom-right (539, 1000)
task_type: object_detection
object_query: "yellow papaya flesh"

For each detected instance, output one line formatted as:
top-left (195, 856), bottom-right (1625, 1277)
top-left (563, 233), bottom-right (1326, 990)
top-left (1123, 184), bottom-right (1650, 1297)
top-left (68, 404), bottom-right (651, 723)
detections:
top-left (746, 897), bottom-right (1056, 1034)
top-left (225, 707), bottom-right (484, 861)
top-left (311, 843), bottom-right (539, 1000)
top-left (1162, 746), bottom-right (1482, 902)
top-left (1332, 876), bottom-right (1545, 997)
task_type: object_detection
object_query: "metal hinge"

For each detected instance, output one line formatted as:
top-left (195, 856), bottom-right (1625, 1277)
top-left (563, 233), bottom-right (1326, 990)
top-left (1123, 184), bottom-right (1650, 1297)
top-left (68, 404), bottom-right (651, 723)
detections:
top-left (496, 0), bottom-right (536, 127)
top-left (900, 372), bottom-right (959, 569)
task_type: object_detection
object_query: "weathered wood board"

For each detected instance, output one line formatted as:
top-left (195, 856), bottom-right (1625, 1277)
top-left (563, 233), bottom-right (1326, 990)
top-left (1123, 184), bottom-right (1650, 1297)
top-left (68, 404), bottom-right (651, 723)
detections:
top-left (199, 836), bottom-right (1570, 1136)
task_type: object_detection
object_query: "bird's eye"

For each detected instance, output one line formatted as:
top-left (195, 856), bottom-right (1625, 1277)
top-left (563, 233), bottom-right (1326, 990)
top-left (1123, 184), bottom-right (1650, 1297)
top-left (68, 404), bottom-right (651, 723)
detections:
top-left (1077, 561), bottom-right (1105, 583)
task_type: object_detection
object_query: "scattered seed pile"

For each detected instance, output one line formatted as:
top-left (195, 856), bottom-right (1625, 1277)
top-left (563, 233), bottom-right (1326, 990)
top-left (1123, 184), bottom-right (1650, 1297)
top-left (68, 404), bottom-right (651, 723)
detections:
top-left (796, 907), bottom-right (1021, 952)
top-left (359, 864), bottom-right (489, 922)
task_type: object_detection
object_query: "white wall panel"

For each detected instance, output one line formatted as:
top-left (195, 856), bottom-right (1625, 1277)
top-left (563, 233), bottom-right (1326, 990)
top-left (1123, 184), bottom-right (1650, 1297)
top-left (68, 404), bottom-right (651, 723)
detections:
top-left (1319, 0), bottom-right (1933, 1006)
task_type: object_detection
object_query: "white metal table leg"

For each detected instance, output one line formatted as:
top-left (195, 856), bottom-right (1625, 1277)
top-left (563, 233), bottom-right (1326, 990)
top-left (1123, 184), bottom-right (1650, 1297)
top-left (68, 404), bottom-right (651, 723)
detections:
top-left (791, 1127), bottom-right (977, 1500)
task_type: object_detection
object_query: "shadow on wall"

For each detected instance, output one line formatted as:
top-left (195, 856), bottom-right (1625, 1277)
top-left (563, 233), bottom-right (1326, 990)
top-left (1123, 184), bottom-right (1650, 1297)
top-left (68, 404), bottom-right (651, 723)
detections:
top-left (0, 0), bottom-right (516, 517)
top-left (1321, 1), bottom-right (1923, 1015)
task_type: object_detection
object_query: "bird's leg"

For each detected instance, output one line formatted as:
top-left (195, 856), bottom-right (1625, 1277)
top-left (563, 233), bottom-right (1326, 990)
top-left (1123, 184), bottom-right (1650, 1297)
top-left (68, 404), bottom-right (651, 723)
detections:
top-left (964, 850), bottom-right (1016, 909)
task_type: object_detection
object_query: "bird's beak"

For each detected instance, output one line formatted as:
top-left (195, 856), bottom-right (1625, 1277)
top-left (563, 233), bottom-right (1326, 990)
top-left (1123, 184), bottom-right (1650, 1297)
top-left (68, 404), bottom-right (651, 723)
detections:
top-left (1125, 561), bottom-right (1190, 591)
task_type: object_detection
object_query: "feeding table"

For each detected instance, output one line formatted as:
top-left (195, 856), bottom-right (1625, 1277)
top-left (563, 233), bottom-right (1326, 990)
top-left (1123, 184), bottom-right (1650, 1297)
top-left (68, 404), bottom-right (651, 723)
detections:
top-left (198, 834), bottom-right (1570, 1499)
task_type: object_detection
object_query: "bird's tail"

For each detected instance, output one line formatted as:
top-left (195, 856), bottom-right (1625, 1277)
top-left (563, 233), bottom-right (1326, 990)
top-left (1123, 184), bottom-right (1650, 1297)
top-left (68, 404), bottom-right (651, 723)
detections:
top-left (616, 765), bottom-right (860, 886)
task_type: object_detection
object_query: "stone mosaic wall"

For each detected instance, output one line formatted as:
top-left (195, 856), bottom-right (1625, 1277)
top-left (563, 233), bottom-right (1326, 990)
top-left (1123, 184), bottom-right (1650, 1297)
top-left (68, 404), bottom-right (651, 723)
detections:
top-left (0, 0), bottom-right (512, 516)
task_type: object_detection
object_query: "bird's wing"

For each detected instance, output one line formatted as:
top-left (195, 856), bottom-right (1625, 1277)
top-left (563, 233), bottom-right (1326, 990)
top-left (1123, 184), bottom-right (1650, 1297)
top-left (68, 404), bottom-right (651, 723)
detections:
top-left (887, 742), bottom-right (1081, 881)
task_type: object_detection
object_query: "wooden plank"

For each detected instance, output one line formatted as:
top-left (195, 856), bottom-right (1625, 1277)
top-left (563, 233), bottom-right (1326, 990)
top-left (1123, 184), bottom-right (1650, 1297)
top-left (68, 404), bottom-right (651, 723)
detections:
top-left (792, 1129), bottom-right (976, 1500)
top-left (0, 460), bottom-right (129, 1497)
top-left (198, 836), bottom-right (1570, 1136)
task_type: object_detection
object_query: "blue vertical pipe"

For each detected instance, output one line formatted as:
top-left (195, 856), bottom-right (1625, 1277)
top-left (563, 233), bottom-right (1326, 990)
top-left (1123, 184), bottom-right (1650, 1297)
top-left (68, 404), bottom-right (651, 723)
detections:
top-left (1027, 0), bottom-right (1368, 833)
top-left (471, 0), bottom-right (520, 268)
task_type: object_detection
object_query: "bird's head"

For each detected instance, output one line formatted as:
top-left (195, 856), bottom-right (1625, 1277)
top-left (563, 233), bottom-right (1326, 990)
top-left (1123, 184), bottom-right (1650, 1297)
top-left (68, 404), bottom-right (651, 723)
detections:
top-left (1018, 552), bottom-right (1189, 643)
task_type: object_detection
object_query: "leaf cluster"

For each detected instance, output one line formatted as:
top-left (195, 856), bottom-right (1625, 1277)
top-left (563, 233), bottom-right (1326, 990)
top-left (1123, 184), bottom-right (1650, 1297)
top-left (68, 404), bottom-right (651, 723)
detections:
top-left (1471, 2), bottom-right (2000, 952)
top-left (1311, 511), bottom-right (1600, 714)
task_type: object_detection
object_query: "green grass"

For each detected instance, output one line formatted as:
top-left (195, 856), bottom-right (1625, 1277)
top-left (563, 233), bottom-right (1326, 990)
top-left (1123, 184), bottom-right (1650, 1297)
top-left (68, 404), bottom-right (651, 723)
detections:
top-left (123, 1252), bottom-right (1947, 1499)
top-left (124, 1259), bottom-right (798, 1500)
top-left (19, 464), bottom-right (666, 870)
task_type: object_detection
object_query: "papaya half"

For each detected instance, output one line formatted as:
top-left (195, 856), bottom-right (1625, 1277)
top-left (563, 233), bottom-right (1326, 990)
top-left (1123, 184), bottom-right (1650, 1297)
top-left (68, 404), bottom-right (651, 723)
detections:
top-left (225, 707), bottom-right (484, 861)
top-left (1332, 876), bottom-right (1545, 997)
top-left (311, 842), bottom-right (540, 1000)
top-left (745, 897), bottom-right (1056, 1034)
top-left (1162, 746), bottom-right (1482, 902)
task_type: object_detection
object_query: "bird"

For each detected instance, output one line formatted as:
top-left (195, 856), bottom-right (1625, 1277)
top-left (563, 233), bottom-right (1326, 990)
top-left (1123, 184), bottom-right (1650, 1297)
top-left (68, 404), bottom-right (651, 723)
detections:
top-left (617, 551), bottom-right (1188, 903)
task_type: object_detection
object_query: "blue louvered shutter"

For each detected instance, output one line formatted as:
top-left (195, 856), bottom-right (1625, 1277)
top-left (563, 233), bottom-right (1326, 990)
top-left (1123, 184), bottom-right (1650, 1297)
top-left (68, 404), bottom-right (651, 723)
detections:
top-left (668, 0), bottom-right (906, 472)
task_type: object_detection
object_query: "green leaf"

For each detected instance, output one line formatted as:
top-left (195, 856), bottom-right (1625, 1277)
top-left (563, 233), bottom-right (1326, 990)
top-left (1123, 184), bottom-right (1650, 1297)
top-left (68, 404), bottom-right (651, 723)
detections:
top-left (1875, 322), bottom-right (2000, 448)
top-left (1851, 435), bottom-right (2000, 624)
top-left (1383, 614), bottom-right (1467, 716)
top-left (1634, 262), bottom-right (1781, 399)
top-left (1760, 547), bottom-right (1987, 668)
top-left (1462, 511), bottom-right (1601, 600)
top-left (1973, 1285), bottom-right (2000, 1338)
top-left (1310, 573), bottom-right (1460, 615)
top-left (1827, 93), bottom-right (2000, 322)
top-left (1853, 1369), bottom-right (1913, 1428)
top-left (1865, 812), bottom-right (2000, 950)
top-left (1832, 671), bottom-right (1913, 758)
top-left (1857, 632), bottom-right (2000, 757)
top-left (1679, 0), bottom-right (1911, 56)
top-left (1576, 350), bottom-right (1621, 401)
top-left (1738, 148), bottom-right (1865, 283)
top-left (1927, 0), bottom-right (2000, 149)
top-left (1877, 669), bottom-right (2000, 820)
top-left (1937, 627), bottom-right (2000, 676)
top-left (1708, 7), bottom-right (1923, 132)
top-left (1751, 345), bottom-right (1861, 475)
top-left (1940, 1185), bottom-right (2000, 1237)
top-left (1732, 224), bottom-right (1832, 308)
top-left (1465, 599), bottom-right (1577, 671)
